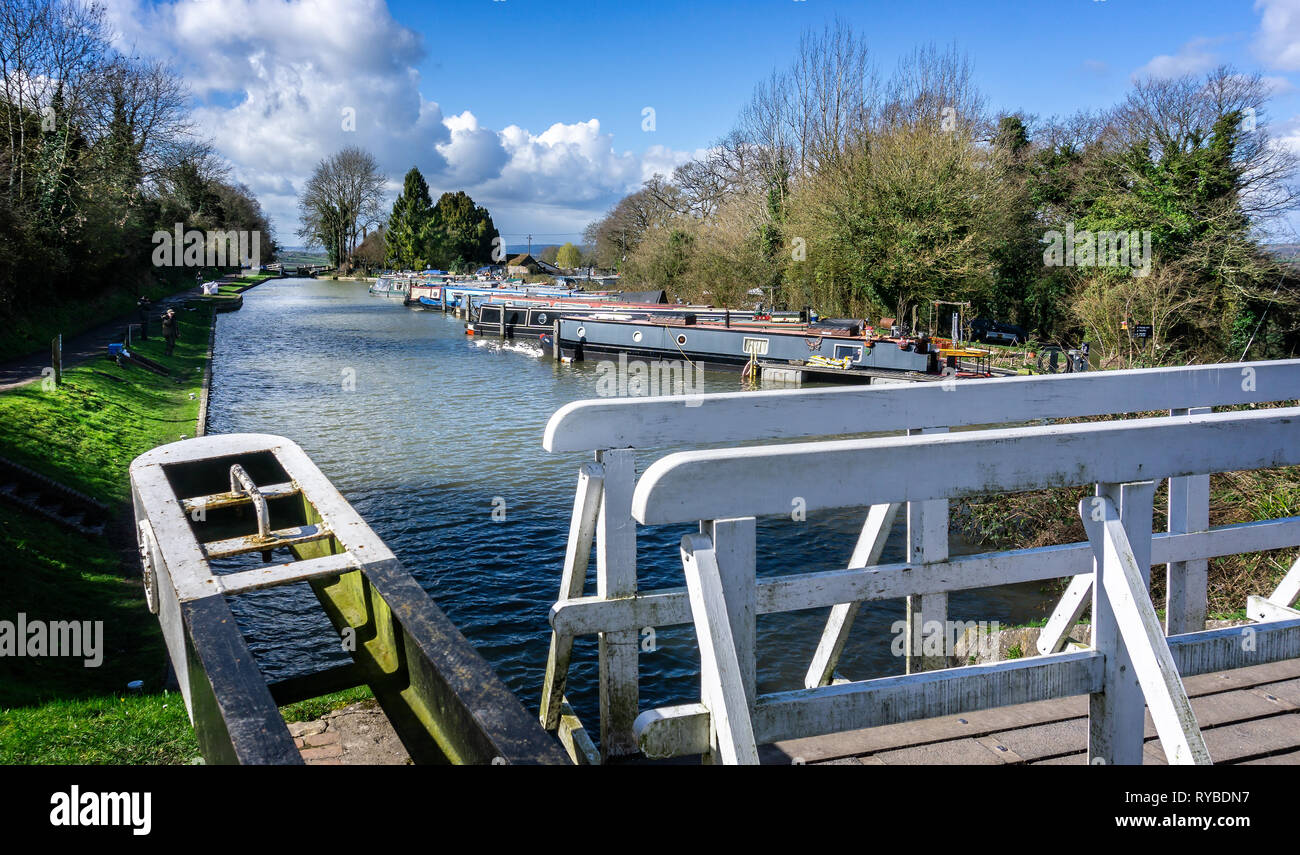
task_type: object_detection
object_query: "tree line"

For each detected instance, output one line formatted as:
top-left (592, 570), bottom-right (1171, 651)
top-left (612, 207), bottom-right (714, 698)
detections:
top-left (0, 0), bottom-right (276, 323)
top-left (297, 157), bottom-right (501, 274)
top-left (585, 21), bottom-right (1300, 365)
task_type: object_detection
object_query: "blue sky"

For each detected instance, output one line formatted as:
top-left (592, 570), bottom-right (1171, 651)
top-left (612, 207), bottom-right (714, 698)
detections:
top-left (110, 0), bottom-right (1300, 244)
top-left (399, 0), bottom-right (1294, 157)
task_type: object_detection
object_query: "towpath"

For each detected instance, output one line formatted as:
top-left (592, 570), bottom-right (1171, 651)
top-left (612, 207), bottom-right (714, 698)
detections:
top-left (0, 275), bottom-right (249, 392)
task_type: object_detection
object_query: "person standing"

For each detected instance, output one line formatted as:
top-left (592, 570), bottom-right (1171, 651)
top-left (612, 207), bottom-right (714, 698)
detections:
top-left (161, 308), bottom-right (179, 356)
top-left (136, 296), bottom-right (151, 340)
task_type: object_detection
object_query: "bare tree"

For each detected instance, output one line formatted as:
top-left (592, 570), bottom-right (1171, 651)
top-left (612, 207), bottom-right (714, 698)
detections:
top-left (297, 146), bottom-right (386, 268)
top-left (0, 0), bottom-right (110, 201)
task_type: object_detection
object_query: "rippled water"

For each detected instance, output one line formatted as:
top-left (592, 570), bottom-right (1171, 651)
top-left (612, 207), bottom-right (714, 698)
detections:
top-left (208, 278), bottom-right (1054, 724)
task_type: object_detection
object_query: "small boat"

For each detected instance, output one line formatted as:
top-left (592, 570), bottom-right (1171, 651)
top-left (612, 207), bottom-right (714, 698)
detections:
top-left (370, 274), bottom-right (421, 297)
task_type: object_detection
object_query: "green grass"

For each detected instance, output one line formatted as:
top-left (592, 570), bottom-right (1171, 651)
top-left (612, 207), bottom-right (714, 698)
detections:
top-left (0, 504), bottom-right (170, 707)
top-left (0, 693), bottom-right (199, 764)
top-left (280, 687), bottom-right (374, 723)
top-left (0, 307), bottom-right (210, 505)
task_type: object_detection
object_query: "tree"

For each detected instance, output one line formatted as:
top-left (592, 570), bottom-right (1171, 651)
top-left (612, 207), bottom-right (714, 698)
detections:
top-left (555, 242), bottom-right (582, 268)
top-left (355, 225), bottom-right (386, 271)
top-left (297, 146), bottom-right (386, 269)
top-left (425, 190), bottom-right (499, 271)
top-left (0, 0), bottom-right (254, 321)
top-left (386, 167), bottom-right (432, 268)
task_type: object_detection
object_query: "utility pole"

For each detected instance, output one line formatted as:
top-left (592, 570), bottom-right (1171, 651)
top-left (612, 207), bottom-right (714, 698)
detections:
top-left (527, 234), bottom-right (532, 258)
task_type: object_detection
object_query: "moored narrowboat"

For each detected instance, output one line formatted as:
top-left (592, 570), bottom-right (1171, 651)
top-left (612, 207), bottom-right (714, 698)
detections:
top-left (556, 315), bottom-right (940, 376)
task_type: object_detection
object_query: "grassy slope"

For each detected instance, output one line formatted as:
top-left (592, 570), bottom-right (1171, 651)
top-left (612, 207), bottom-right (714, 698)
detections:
top-left (0, 307), bottom-right (209, 504)
top-left (3, 271), bottom-right (194, 364)
top-left (0, 301), bottom-right (215, 763)
top-left (0, 291), bottom-right (233, 763)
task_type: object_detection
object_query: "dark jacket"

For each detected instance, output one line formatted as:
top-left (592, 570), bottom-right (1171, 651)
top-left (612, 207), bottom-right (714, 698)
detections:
top-left (161, 314), bottom-right (179, 340)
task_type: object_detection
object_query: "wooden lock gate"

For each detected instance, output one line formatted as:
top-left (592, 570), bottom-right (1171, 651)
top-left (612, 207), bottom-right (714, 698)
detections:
top-left (130, 433), bottom-right (569, 765)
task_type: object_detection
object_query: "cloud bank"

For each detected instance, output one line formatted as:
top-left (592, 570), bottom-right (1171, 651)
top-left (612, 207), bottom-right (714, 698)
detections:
top-left (104, 0), bottom-right (697, 243)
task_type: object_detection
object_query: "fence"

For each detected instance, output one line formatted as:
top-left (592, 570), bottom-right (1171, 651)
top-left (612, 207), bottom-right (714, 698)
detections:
top-left (540, 360), bottom-right (1300, 763)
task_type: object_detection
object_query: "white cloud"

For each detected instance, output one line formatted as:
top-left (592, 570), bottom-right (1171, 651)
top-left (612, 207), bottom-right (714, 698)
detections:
top-left (1133, 37), bottom-right (1223, 80)
top-left (1254, 0), bottom-right (1300, 70)
top-left (102, 0), bottom-right (695, 241)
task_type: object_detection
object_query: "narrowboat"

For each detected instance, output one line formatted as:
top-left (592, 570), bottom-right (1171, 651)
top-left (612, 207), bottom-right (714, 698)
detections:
top-left (556, 315), bottom-right (940, 375)
top-left (468, 299), bottom-right (806, 338)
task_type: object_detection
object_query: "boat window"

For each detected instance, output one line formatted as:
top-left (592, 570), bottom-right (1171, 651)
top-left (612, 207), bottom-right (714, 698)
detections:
top-left (535, 312), bottom-right (549, 324)
top-left (576, 326), bottom-right (586, 338)
top-left (742, 337), bottom-right (769, 355)
top-left (676, 334), bottom-right (687, 345)
top-left (833, 344), bottom-right (864, 363)
top-left (632, 330), bottom-right (643, 343)
top-left (480, 306), bottom-right (500, 323)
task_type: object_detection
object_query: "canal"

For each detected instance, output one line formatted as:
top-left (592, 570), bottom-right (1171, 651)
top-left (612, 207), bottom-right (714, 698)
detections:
top-left (207, 277), bottom-right (1054, 725)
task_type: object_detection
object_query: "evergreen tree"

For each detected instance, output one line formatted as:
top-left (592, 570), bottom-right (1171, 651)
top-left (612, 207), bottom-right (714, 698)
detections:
top-left (387, 167), bottom-right (433, 268)
top-left (426, 191), bottom-right (499, 271)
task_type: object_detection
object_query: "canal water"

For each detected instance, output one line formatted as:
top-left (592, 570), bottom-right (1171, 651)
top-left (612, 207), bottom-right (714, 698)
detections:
top-left (208, 277), bottom-right (1054, 725)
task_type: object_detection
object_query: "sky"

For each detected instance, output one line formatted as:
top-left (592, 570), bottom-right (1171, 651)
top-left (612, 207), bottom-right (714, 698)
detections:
top-left (103, 0), bottom-right (1300, 247)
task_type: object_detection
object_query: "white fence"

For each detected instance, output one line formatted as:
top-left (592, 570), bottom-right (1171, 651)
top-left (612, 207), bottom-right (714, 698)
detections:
top-left (541, 360), bottom-right (1300, 763)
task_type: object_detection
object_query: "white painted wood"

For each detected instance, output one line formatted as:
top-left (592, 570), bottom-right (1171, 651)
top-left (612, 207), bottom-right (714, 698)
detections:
top-left (540, 462), bottom-right (604, 730)
top-left (635, 651), bottom-right (1104, 757)
top-left (595, 448), bottom-right (639, 759)
top-left (632, 408), bottom-right (1300, 525)
top-left (1270, 555), bottom-right (1300, 608)
top-left (703, 518), bottom-right (757, 709)
top-left (1167, 407), bottom-right (1212, 635)
top-left (1083, 493), bottom-right (1211, 765)
top-left (1247, 594), bottom-right (1300, 622)
top-left (1168, 618), bottom-right (1300, 675)
top-left (549, 516), bottom-right (1300, 637)
top-left (544, 360), bottom-right (1300, 452)
top-left (633, 703), bottom-right (710, 760)
top-left (218, 551), bottom-right (360, 596)
top-left (1038, 574), bottom-right (1094, 655)
top-left (680, 533), bottom-right (759, 765)
top-left (805, 502), bottom-right (902, 688)
top-left (1087, 483), bottom-right (1154, 766)
top-left (906, 427), bottom-right (949, 674)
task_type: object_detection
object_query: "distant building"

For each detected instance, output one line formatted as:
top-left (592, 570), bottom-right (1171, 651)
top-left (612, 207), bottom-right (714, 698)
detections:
top-left (507, 254), bottom-right (539, 276)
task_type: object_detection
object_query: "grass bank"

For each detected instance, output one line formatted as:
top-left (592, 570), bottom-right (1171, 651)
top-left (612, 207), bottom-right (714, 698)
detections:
top-left (0, 297), bottom-right (217, 762)
top-left (5, 270), bottom-right (191, 364)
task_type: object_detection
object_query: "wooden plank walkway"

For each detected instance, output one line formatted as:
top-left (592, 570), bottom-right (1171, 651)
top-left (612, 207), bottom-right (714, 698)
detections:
top-left (760, 659), bottom-right (1300, 765)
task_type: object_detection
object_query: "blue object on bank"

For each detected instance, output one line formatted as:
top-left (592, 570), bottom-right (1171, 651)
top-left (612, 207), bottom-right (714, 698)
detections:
top-left (108, 343), bottom-right (124, 357)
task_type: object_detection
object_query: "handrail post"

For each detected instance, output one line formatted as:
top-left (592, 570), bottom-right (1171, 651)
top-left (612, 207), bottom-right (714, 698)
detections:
top-left (1088, 480), bottom-right (1156, 765)
top-left (1166, 407), bottom-right (1211, 634)
top-left (906, 427), bottom-right (949, 673)
top-left (700, 517), bottom-right (756, 762)
top-left (596, 448), bottom-right (639, 759)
